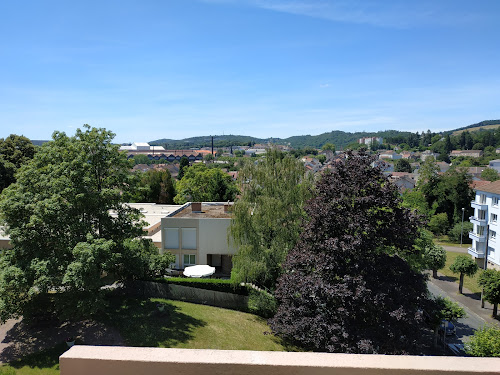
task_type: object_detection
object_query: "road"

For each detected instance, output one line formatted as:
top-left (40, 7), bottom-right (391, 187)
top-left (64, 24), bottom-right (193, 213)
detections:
top-left (427, 280), bottom-right (487, 355)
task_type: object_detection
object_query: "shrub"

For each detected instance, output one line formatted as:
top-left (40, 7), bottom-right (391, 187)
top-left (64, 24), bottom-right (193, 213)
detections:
top-left (465, 326), bottom-right (500, 357)
top-left (247, 289), bottom-right (277, 318)
top-left (447, 221), bottom-right (473, 243)
top-left (428, 213), bottom-right (449, 235)
top-left (161, 277), bottom-right (249, 295)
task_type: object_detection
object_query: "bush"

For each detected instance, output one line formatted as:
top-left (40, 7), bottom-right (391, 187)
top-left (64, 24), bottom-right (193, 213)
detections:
top-left (428, 213), bottom-right (449, 235)
top-left (447, 221), bottom-right (473, 243)
top-left (465, 326), bottom-right (500, 357)
top-left (247, 289), bottom-right (277, 318)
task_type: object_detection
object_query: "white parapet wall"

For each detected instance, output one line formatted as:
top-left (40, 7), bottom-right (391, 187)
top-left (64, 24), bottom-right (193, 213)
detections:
top-left (60, 346), bottom-right (499, 375)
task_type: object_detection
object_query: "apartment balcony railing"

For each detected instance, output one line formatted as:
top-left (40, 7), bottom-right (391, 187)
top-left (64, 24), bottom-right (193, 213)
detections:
top-left (471, 200), bottom-right (488, 210)
top-left (468, 246), bottom-right (486, 259)
top-left (469, 216), bottom-right (487, 226)
top-left (60, 346), bottom-right (499, 375)
top-left (469, 231), bottom-right (487, 243)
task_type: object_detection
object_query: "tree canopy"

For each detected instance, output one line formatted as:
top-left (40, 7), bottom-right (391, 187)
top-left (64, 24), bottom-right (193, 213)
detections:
top-left (0, 126), bottom-right (173, 322)
top-left (229, 149), bottom-right (312, 290)
top-left (465, 326), bottom-right (500, 357)
top-left (449, 255), bottom-right (479, 294)
top-left (479, 269), bottom-right (500, 317)
top-left (270, 151), bottom-right (431, 354)
top-left (0, 134), bottom-right (36, 192)
top-left (132, 168), bottom-right (176, 204)
top-left (174, 163), bottom-right (238, 204)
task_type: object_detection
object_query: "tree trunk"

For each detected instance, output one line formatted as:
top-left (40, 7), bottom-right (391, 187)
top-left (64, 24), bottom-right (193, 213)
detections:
top-left (433, 326), bottom-right (439, 348)
top-left (432, 269), bottom-right (438, 278)
top-left (494, 303), bottom-right (498, 318)
top-left (459, 273), bottom-right (464, 294)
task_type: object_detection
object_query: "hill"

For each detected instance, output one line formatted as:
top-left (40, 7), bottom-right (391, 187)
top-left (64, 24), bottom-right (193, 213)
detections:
top-left (451, 120), bottom-right (500, 136)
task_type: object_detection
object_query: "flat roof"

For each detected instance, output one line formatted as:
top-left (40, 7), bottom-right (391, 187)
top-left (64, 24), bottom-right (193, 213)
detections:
top-left (172, 202), bottom-right (232, 219)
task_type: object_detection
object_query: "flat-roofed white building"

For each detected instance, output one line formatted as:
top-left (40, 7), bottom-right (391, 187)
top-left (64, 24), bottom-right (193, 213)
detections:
top-left (161, 202), bottom-right (235, 276)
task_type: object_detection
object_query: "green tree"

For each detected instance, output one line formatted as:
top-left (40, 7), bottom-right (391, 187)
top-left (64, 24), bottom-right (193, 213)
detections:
top-left (132, 154), bottom-right (151, 165)
top-left (428, 213), bottom-right (449, 236)
top-left (424, 243), bottom-right (447, 278)
top-left (449, 255), bottom-right (479, 294)
top-left (321, 143), bottom-right (335, 152)
top-left (270, 151), bottom-right (431, 354)
top-left (394, 158), bottom-right (412, 173)
top-left (417, 157), bottom-right (439, 187)
top-left (0, 126), bottom-right (174, 322)
top-left (479, 269), bottom-right (500, 317)
top-left (178, 156), bottom-right (189, 180)
top-left (0, 134), bottom-right (36, 192)
top-left (204, 153), bottom-right (215, 162)
top-left (317, 154), bottom-right (326, 164)
top-left (447, 221), bottom-right (473, 243)
top-left (133, 169), bottom-right (176, 204)
top-left (401, 189), bottom-right (434, 218)
top-left (481, 168), bottom-right (500, 182)
top-left (465, 326), bottom-right (500, 357)
top-left (174, 164), bottom-right (238, 204)
top-left (229, 149), bottom-right (312, 290)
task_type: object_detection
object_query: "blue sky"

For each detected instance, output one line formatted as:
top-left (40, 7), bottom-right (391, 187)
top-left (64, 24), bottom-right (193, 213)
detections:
top-left (1, 0), bottom-right (499, 143)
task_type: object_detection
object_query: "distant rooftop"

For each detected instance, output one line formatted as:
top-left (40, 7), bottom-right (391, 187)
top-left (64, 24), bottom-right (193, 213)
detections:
top-left (170, 202), bottom-right (233, 219)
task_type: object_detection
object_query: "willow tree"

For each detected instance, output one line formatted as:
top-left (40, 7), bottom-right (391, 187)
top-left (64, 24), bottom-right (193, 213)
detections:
top-left (229, 149), bottom-right (312, 290)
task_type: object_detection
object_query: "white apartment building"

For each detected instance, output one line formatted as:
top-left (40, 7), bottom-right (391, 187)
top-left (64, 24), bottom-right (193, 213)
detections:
top-left (469, 181), bottom-right (500, 270)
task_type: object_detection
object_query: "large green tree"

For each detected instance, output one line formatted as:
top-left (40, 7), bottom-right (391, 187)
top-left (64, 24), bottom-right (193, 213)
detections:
top-left (270, 151), bottom-right (431, 354)
top-left (229, 149), bottom-right (312, 290)
top-left (0, 126), bottom-right (173, 322)
top-left (465, 326), bottom-right (500, 357)
top-left (133, 169), bottom-right (176, 204)
top-left (174, 163), bottom-right (238, 204)
top-left (0, 134), bottom-right (36, 192)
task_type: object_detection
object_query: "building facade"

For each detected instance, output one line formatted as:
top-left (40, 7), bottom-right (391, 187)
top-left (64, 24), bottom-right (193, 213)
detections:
top-left (468, 181), bottom-right (500, 269)
top-left (161, 202), bottom-right (236, 276)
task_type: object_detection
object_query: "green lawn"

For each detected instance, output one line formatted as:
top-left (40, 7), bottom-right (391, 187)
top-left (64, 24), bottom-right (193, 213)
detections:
top-left (1, 296), bottom-right (286, 374)
top-left (438, 251), bottom-right (483, 296)
top-left (102, 296), bottom-right (286, 351)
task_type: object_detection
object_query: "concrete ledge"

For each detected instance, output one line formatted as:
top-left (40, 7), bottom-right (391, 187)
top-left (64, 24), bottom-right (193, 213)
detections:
top-left (60, 346), bottom-right (500, 375)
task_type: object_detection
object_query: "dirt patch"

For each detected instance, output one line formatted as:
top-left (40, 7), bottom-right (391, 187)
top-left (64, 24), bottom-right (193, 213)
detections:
top-left (0, 317), bottom-right (124, 364)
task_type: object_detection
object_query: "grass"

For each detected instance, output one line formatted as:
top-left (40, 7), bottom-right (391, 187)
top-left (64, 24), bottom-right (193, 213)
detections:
top-left (0, 296), bottom-right (286, 374)
top-left (0, 342), bottom-right (66, 375)
top-left (438, 251), bottom-right (483, 296)
top-left (452, 124), bottom-right (500, 136)
top-left (433, 235), bottom-right (471, 248)
top-left (101, 296), bottom-right (286, 351)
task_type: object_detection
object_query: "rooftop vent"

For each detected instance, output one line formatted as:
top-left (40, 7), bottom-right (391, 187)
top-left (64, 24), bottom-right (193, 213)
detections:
top-left (191, 202), bottom-right (202, 213)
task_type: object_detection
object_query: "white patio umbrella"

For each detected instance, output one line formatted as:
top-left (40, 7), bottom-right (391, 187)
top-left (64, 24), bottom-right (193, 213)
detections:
top-left (183, 265), bottom-right (216, 278)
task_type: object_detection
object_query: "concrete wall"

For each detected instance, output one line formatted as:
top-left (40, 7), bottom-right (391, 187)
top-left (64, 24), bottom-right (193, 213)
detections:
top-left (120, 281), bottom-right (249, 311)
top-left (60, 347), bottom-right (500, 375)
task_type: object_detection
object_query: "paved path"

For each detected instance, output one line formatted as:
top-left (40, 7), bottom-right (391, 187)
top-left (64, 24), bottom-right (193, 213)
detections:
top-left (441, 245), bottom-right (469, 254)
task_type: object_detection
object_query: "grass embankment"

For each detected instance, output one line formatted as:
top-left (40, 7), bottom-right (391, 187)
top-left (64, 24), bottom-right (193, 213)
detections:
top-left (102, 296), bottom-right (285, 351)
top-left (1, 296), bottom-right (285, 374)
top-left (438, 251), bottom-right (483, 296)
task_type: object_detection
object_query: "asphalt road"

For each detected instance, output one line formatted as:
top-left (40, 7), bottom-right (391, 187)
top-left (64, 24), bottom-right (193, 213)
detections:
top-left (427, 281), bottom-right (487, 354)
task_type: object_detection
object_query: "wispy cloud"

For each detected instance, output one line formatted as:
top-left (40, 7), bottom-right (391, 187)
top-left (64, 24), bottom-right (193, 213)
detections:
top-left (200, 0), bottom-right (491, 28)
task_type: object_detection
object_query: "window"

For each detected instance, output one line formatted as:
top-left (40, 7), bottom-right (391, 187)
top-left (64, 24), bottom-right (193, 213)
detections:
top-left (494, 197), bottom-right (499, 206)
top-left (480, 194), bottom-right (486, 204)
top-left (478, 226), bottom-right (485, 236)
top-left (491, 214), bottom-right (498, 223)
top-left (183, 254), bottom-right (196, 267)
top-left (490, 230), bottom-right (496, 240)
top-left (181, 228), bottom-right (197, 249)
top-left (165, 228), bottom-right (179, 249)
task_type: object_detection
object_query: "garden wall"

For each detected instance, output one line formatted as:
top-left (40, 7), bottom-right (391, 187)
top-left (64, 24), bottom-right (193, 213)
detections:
top-left (118, 281), bottom-right (249, 311)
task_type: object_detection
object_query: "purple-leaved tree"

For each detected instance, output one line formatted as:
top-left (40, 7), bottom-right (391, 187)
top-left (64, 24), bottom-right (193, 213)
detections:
top-left (269, 151), bottom-right (433, 354)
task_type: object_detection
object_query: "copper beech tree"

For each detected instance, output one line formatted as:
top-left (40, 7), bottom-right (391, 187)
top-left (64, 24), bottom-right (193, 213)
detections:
top-left (270, 151), bottom-right (434, 354)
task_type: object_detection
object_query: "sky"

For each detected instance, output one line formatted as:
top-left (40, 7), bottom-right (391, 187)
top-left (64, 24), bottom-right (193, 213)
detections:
top-left (1, 0), bottom-right (499, 144)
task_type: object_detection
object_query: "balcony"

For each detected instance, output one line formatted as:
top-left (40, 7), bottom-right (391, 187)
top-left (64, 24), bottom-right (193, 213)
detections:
top-left (469, 231), bottom-right (486, 242)
top-left (469, 215), bottom-right (487, 226)
top-left (471, 200), bottom-right (488, 210)
top-left (468, 246), bottom-right (485, 258)
top-left (60, 346), bottom-right (499, 375)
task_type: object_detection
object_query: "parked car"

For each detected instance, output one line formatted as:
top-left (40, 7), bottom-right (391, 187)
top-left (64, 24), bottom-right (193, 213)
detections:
top-left (439, 320), bottom-right (456, 336)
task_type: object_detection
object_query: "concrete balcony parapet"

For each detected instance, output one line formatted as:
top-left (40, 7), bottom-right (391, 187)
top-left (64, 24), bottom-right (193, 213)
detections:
top-left (60, 346), bottom-right (500, 375)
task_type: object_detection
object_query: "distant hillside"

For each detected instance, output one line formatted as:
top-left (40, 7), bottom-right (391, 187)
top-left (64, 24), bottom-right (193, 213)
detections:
top-left (150, 120), bottom-right (500, 149)
top-left (451, 120), bottom-right (500, 136)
